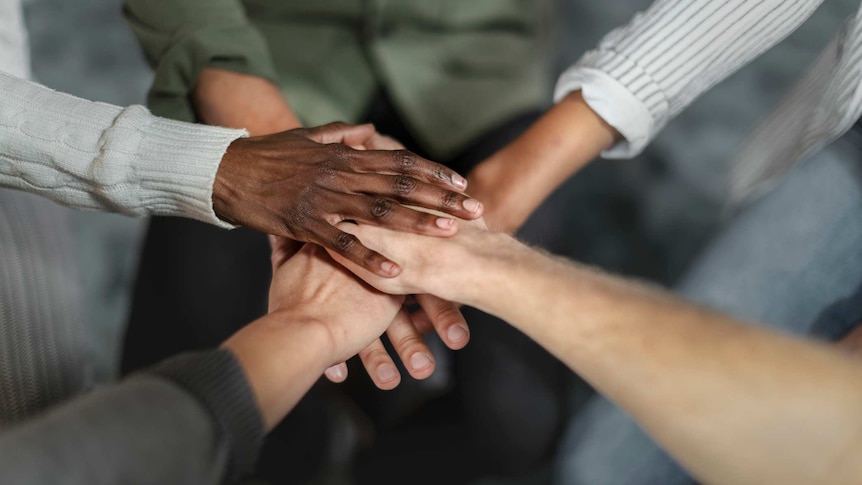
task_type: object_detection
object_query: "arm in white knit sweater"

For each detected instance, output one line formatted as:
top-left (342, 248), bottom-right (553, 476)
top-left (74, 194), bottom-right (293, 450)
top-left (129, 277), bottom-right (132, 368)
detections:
top-left (0, 71), bottom-right (244, 226)
top-left (0, 72), bottom-right (483, 276)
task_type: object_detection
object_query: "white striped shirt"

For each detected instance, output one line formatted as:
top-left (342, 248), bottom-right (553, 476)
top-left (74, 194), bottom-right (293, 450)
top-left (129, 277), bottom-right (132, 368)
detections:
top-left (555, 0), bottom-right (862, 201)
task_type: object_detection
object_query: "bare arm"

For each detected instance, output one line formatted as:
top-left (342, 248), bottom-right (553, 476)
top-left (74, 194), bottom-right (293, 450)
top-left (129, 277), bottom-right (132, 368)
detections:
top-left (468, 92), bottom-right (618, 232)
top-left (476, 243), bottom-right (862, 485)
top-left (193, 67), bottom-right (301, 136)
top-left (470, 0), bottom-right (828, 232)
top-left (333, 221), bottom-right (862, 485)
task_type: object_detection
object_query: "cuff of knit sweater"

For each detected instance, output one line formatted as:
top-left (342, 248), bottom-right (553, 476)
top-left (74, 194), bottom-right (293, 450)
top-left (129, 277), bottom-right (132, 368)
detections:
top-left (132, 111), bottom-right (247, 228)
top-left (141, 349), bottom-right (265, 482)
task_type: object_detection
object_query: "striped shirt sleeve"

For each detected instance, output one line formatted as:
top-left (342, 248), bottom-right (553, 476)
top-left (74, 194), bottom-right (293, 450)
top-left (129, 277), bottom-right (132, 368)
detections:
top-left (556, 0), bottom-right (826, 158)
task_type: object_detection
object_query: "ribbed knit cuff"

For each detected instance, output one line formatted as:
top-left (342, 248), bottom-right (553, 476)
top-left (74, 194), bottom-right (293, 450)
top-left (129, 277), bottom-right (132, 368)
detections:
top-left (126, 107), bottom-right (247, 228)
top-left (140, 349), bottom-right (265, 482)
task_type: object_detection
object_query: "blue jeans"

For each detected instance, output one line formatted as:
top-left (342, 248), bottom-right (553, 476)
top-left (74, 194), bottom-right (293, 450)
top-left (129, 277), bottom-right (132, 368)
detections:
top-left (554, 132), bottom-right (862, 485)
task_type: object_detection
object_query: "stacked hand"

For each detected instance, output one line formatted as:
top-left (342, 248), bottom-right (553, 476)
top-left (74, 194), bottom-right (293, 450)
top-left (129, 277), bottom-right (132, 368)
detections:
top-left (214, 123), bottom-right (484, 277)
top-left (269, 236), bottom-right (469, 390)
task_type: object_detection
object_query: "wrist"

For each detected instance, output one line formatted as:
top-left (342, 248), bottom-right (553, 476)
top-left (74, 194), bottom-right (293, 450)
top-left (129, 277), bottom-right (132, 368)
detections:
top-left (467, 91), bottom-right (619, 234)
top-left (455, 232), bottom-right (531, 308)
top-left (212, 138), bottom-right (247, 226)
top-left (222, 312), bottom-right (332, 430)
top-left (468, 157), bottom-right (528, 233)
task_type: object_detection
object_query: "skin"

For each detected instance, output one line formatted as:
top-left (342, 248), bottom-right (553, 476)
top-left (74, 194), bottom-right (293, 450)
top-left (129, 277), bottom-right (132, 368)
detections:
top-left (220, 238), bottom-right (405, 431)
top-left (467, 90), bottom-right (619, 232)
top-left (214, 122), bottom-right (482, 277)
top-left (196, 68), bottom-right (484, 278)
top-left (329, 219), bottom-right (862, 485)
top-left (195, 68), bottom-right (472, 388)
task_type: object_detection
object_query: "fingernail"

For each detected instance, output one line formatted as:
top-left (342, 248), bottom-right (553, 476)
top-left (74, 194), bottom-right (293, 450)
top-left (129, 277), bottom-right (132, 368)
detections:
top-left (452, 174), bottom-right (468, 189)
top-left (381, 261), bottom-right (400, 275)
top-left (410, 353), bottom-right (433, 371)
top-left (377, 364), bottom-right (398, 382)
top-left (462, 199), bottom-right (482, 213)
top-left (435, 217), bottom-right (454, 229)
top-left (325, 365), bottom-right (345, 381)
top-left (447, 324), bottom-right (469, 343)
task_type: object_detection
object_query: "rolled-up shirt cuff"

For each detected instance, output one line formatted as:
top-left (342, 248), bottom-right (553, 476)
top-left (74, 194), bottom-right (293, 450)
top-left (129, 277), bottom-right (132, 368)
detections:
top-left (147, 25), bottom-right (281, 123)
top-left (554, 67), bottom-right (655, 159)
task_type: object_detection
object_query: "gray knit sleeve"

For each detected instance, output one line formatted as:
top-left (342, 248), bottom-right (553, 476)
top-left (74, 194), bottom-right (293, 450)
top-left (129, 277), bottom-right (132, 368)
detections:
top-left (0, 349), bottom-right (265, 485)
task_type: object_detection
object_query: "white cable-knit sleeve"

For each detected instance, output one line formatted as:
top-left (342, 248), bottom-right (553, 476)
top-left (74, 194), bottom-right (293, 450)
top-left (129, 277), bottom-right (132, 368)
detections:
top-left (555, 0), bottom-right (825, 159)
top-left (0, 72), bottom-right (245, 228)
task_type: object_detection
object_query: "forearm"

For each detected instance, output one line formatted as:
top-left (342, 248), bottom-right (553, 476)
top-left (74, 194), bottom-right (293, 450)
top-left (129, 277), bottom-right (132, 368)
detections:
top-left (193, 68), bottom-right (301, 136)
top-left (221, 311), bottom-right (333, 430)
top-left (556, 0), bottom-right (825, 157)
top-left (468, 91), bottom-right (617, 232)
top-left (468, 238), bottom-right (862, 485)
top-left (124, 0), bottom-right (282, 123)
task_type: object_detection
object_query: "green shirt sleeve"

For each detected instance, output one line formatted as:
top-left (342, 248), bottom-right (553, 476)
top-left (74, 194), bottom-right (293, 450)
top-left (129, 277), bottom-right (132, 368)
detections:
top-left (123, 0), bottom-right (280, 122)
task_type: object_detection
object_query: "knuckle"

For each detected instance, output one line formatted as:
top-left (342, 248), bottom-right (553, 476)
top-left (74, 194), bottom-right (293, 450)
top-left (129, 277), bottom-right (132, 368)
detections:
top-left (394, 150), bottom-right (416, 172)
top-left (440, 190), bottom-right (460, 209)
top-left (282, 202), bottom-right (311, 233)
top-left (433, 166), bottom-right (450, 183)
top-left (413, 212), bottom-right (434, 230)
top-left (317, 159), bottom-right (339, 180)
top-left (334, 232), bottom-right (359, 253)
top-left (433, 304), bottom-right (464, 326)
top-left (394, 333), bottom-right (423, 351)
top-left (364, 347), bottom-right (390, 364)
top-left (393, 175), bottom-right (418, 196)
top-left (370, 198), bottom-right (394, 219)
top-left (362, 250), bottom-right (382, 268)
top-left (328, 144), bottom-right (352, 162)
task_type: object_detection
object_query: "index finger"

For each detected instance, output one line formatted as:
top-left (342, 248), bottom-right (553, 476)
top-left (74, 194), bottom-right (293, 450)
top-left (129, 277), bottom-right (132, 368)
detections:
top-left (353, 149), bottom-right (468, 192)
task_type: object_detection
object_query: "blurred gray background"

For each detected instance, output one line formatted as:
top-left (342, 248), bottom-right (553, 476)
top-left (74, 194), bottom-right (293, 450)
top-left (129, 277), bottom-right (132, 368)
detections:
top-left (18, 0), bottom-right (859, 379)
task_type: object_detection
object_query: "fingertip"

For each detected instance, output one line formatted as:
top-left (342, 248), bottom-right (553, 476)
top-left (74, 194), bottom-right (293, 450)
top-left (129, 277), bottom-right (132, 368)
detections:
top-left (375, 364), bottom-right (401, 390)
top-left (451, 173), bottom-right (468, 191)
top-left (445, 324), bottom-right (470, 350)
top-left (379, 260), bottom-right (401, 278)
top-left (408, 352), bottom-right (436, 380)
top-left (462, 199), bottom-right (483, 215)
top-left (325, 363), bottom-right (348, 383)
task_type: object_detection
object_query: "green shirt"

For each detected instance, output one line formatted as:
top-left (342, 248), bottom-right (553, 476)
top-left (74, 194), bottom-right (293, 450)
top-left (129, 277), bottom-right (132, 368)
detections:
top-left (124, 0), bottom-right (553, 158)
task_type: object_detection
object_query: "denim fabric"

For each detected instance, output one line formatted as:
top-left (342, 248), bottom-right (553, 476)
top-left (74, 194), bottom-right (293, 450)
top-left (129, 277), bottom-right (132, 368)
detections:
top-left (554, 131), bottom-right (862, 485)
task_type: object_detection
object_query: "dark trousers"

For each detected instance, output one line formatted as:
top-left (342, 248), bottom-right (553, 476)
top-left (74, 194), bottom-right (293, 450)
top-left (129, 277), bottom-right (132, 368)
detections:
top-left (121, 94), bottom-right (570, 484)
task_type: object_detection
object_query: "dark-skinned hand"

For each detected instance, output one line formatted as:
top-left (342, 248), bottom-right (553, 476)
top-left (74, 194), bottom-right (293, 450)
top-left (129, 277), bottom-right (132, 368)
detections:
top-left (212, 122), bottom-right (484, 277)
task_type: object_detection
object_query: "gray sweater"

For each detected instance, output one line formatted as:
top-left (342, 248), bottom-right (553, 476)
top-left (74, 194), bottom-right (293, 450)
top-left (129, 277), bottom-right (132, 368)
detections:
top-left (0, 350), bottom-right (265, 485)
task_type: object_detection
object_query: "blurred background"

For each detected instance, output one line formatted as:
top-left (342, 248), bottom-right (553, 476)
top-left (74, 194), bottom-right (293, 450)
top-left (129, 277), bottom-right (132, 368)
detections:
top-left (19, 0), bottom-right (855, 381)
